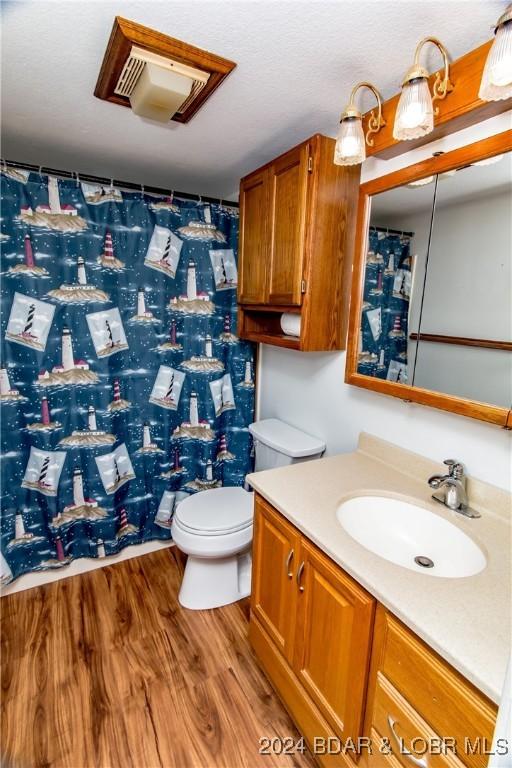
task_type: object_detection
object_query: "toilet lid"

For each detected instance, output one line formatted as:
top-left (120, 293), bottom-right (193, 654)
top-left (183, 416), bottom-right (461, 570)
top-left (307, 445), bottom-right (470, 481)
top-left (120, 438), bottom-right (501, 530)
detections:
top-left (174, 487), bottom-right (254, 535)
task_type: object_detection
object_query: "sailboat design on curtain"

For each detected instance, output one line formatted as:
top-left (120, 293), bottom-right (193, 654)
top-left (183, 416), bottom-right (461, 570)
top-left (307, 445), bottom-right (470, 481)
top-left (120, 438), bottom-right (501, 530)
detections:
top-left (18, 176), bottom-right (87, 232)
top-left (144, 225), bottom-right (183, 278)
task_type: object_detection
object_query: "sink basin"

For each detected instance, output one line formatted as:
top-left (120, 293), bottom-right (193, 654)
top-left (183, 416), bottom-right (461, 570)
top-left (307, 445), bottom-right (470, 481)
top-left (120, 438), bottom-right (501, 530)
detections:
top-left (337, 496), bottom-right (486, 578)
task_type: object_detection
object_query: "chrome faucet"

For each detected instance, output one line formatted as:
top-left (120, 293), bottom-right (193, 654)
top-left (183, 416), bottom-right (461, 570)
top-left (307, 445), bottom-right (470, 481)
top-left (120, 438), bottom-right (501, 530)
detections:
top-left (428, 459), bottom-right (480, 518)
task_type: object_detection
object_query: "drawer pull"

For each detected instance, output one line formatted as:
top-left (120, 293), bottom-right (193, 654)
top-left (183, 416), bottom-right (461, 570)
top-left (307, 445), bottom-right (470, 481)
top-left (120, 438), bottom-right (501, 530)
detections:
top-left (387, 715), bottom-right (427, 768)
top-left (285, 548), bottom-right (294, 579)
top-left (297, 561), bottom-right (305, 592)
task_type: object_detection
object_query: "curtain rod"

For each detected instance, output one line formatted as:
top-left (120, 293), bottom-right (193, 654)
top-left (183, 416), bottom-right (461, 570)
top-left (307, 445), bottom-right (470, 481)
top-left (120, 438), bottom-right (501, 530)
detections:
top-left (1, 158), bottom-right (239, 208)
top-left (370, 225), bottom-right (414, 237)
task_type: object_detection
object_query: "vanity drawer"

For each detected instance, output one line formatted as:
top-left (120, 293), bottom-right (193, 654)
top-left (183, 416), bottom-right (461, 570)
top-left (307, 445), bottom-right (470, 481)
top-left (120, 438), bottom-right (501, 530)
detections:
top-left (370, 608), bottom-right (497, 768)
top-left (366, 728), bottom-right (414, 768)
top-left (371, 673), bottom-right (465, 768)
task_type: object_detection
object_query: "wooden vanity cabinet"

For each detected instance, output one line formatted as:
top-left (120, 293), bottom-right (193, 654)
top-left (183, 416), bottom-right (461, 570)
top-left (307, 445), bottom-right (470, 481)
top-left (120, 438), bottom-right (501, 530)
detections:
top-left (250, 496), bottom-right (498, 768)
top-left (238, 134), bottom-right (360, 351)
top-left (362, 606), bottom-right (498, 768)
top-left (250, 495), bottom-right (375, 766)
top-left (251, 496), bottom-right (300, 662)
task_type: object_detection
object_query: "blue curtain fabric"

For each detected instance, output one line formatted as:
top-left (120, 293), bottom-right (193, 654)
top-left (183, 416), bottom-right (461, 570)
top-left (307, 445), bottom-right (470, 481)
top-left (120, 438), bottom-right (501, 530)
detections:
top-left (357, 229), bottom-right (412, 383)
top-left (0, 168), bottom-right (255, 584)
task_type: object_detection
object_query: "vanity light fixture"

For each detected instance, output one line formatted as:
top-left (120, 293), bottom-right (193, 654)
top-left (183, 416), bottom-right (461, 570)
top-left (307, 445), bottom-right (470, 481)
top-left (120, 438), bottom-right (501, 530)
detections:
top-left (393, 37), bottom-right (453, 141)
top-left (334, 82), bottom-right (386, 166)
top-left (479, 5), bottom-right (512, 101)
top-left (472, 153), bottom-right (504, 167)
top-left (407, 175), bottom-right (435, 188)
top-left (407, 169), bottom-right (457, 189)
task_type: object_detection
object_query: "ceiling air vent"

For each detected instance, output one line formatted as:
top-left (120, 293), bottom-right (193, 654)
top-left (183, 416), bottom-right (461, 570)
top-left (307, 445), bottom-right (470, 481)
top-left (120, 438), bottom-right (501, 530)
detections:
top-left (94, 17), bottom-right (236, 124)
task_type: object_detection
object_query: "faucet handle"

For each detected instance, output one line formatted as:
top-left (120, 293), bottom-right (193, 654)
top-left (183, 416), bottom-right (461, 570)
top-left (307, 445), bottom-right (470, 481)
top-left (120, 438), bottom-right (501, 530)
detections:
top-left (443, 459), bottom-right (464, 478)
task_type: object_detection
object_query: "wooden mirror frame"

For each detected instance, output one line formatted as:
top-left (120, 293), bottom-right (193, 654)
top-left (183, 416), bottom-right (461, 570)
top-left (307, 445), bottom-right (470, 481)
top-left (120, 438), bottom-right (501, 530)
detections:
top-left (345, 129), bottom-right (512, 428)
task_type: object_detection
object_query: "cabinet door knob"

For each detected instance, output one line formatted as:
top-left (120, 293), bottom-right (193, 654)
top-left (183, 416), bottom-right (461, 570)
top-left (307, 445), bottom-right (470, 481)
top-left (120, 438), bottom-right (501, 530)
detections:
top-left (285, 548), bottom-right (294, 579)
top-left (296, 561), bottom-right (305, 592)
top-left (387, 715), bottom-right (427, 768)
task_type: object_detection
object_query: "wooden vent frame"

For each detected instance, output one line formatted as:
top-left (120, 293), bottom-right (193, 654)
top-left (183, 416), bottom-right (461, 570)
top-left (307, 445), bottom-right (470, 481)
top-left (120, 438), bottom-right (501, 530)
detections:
top-left (94, 16), bottom-right (236, 123)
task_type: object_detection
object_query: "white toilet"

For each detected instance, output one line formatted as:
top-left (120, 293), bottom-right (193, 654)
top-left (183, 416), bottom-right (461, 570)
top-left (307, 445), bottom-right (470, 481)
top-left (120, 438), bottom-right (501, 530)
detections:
top-left (171, 418), bottom-right (325, 610)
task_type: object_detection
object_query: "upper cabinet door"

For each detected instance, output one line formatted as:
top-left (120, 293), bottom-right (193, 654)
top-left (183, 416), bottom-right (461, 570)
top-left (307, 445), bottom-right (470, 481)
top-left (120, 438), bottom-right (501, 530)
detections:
top-left (250, 497), bottom-right (299, 663)
top-left (268, 144), bottom-right (310, 306)
top-left (293, 539), bottom-right (375, 744)
top-left (238, 169), bottom-right (270, 305)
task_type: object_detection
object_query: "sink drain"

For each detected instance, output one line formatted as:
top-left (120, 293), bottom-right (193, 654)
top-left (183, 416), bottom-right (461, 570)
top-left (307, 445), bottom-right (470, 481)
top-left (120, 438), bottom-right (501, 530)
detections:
top-left (414, 555), bottom-right (434, 568)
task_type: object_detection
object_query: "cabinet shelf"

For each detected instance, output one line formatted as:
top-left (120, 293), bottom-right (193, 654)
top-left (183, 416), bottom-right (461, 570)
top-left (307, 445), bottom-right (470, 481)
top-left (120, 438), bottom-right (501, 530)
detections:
top-left (241, 330), bottom-right (300, 350)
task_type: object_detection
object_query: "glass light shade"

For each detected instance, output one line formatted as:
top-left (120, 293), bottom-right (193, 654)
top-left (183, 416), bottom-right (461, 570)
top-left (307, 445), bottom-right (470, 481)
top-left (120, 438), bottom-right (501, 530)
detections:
top-left (479, 22), bottom-right (512, 101)
top-left (393, 78), bottom-right (434, 140)
top-left (473, 154), bottom-right (504, 167)
top-left (407, 175), bottom-right (435, 188)
top-left (334, 117), bottom-right (366, 165)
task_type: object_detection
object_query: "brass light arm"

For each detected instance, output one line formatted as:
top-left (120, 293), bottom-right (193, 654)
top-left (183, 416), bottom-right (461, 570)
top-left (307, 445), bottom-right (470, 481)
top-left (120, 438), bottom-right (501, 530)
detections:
top-left (408, 37), bottom-right (454, 113)
top-left (342, 82), bottom-right (386, 146)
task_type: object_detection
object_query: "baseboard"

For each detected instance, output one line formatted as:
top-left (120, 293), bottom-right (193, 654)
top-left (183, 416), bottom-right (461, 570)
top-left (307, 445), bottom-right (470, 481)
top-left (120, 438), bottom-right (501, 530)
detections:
top-left (1, 539), bottom-right (175, 597)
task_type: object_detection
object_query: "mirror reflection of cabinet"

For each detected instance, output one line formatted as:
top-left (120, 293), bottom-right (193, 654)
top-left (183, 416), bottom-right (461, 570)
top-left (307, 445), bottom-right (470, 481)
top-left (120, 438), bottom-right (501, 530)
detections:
top-left (346, 131), bottom-right (512, 426)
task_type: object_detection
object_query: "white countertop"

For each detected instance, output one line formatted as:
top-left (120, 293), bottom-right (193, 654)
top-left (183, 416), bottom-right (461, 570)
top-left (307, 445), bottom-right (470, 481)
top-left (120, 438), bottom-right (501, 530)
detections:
top-left (247, 433), bottom-right (512, 704)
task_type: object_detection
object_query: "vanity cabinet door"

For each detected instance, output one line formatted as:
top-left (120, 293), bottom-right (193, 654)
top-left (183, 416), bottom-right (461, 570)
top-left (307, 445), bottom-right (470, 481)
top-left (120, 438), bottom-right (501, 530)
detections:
top-left (238, 168), bottom-right (270, 304)
top-left (251, 496), bottom-right (300, 663)
top-left (267, 143), bottom-right (310, 306)
top-left (293, 539), bottom-right (375, 745)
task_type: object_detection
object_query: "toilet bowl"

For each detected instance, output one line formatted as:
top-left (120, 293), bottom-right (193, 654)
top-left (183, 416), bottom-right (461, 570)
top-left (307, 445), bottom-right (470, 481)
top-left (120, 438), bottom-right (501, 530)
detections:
top-left (171, 487), bottom-right (253, 610)
top-left (171, 419), bottom-right (326, 610)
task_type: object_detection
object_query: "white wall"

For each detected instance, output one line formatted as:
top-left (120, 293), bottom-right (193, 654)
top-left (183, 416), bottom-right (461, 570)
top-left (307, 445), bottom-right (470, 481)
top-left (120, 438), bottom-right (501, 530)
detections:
top-left (258, 113), bottom-right (512, 492)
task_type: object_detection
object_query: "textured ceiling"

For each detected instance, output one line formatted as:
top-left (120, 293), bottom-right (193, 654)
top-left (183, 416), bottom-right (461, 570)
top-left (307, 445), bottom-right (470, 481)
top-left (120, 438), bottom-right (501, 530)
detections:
top-left (1, 0), bottom-right (506, 200)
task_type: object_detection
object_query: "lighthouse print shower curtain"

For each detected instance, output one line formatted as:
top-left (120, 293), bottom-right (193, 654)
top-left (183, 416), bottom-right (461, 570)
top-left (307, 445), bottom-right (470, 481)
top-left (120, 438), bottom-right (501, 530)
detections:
top-left (0, 168), bottom-right (255, 583)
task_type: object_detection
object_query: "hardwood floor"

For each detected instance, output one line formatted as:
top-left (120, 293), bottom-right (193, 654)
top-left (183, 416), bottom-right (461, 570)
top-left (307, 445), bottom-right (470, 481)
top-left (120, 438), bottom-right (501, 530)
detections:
top-left (1, 548), bottom-right (316, 768)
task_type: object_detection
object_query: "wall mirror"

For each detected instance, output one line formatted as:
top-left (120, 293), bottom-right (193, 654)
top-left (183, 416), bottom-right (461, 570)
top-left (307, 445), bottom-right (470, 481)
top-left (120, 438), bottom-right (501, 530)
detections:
top-left (345, 131), bottom-right (512, 427)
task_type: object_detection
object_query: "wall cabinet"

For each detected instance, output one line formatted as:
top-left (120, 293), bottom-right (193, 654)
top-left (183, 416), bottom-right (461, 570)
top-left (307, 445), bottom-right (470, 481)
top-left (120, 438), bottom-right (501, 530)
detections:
top-left (238, 134), bottom-right (360, 351)
top-left (249, 494), bottom-right (498, 768)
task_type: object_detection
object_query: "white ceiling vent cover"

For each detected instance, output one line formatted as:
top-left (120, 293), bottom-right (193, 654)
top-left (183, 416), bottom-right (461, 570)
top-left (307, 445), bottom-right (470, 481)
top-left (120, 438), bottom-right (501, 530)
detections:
top-left (114, 46), bottom-right (210, 121)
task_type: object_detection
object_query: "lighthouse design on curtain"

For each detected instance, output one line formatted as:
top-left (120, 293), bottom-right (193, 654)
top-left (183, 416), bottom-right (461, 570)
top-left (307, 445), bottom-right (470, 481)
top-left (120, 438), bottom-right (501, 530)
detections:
top-left (0, 166), bottom-right (255, 583)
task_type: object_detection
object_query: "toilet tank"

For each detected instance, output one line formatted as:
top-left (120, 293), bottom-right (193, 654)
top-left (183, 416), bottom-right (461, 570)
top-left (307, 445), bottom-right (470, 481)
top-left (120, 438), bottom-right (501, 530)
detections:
top-left (249, 419), bottom-right (325, 472)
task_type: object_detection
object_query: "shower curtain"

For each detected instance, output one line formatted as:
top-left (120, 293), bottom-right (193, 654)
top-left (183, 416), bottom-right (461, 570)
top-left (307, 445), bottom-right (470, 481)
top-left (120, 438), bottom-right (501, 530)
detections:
top-left (358, 228), bottom-right (412, 383)
top-left (0, 168), bottom-right (255, 583)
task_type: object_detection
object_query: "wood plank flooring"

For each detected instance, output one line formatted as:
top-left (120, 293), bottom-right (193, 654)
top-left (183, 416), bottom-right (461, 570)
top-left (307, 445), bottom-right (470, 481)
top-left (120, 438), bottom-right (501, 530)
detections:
top-left (1, 548), bottom-right (316, 768)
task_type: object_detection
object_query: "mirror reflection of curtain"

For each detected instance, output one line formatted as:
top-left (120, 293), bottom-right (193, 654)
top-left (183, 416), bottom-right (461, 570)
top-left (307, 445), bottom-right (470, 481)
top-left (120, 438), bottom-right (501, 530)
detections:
top-left (358, 229), bottom-right (413, 382)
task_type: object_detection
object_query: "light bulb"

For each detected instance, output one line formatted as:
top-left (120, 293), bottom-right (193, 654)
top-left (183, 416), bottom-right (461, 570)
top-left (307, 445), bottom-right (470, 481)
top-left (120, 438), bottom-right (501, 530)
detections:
top-left (334, 117), bottom-right (366, 166)
top-left (393, 78), bottom-right (434, 140)
top-left (479, 19), bottom-right (512, 101)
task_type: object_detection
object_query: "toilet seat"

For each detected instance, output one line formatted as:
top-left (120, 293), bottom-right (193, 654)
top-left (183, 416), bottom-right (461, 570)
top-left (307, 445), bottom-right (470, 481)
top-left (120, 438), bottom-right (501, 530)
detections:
top-left (174, 487), bottom-right (253, 536)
